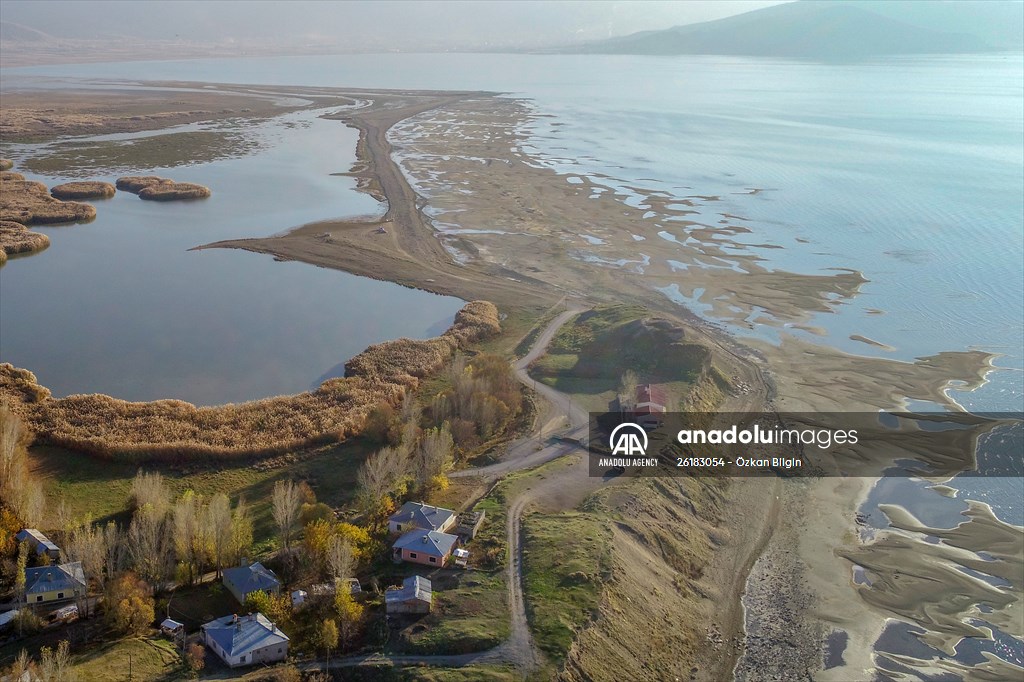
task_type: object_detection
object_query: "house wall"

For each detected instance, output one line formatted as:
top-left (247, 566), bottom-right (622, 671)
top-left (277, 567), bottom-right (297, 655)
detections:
top-left (25, 587), bottom-right (81, 605)
top-left (387, 599), bottom-right (431, 615)
top-left (399, 548), bottom-right (448, 567)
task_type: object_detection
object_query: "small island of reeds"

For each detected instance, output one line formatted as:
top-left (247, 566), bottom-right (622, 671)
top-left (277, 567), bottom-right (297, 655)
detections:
top-left (51, 181), bottom-right (117, 200)
top-left (0, 177), bottom-right (97, 225)
top-left (0, 159), bottom-right (13, 171)
top-left (0, 219), bottom-right (51, 265)
top-left (117, 175), bottom-right (212, 201)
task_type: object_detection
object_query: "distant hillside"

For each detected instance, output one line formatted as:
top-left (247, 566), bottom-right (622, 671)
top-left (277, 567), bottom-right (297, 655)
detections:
top-left (556, 1), bottom-right (1023, 61)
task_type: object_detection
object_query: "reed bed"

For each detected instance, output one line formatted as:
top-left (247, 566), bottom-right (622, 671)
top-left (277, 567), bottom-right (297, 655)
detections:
top-left (0, 301), bottom-right (500, 462)
top-left (0, 171), bottom-right (25, 181)
top-left (51, 181), bottom-right (117, 200)
top-left (0, 219), bottom-right (51, 259)
top-left (115, 175), bottom-right (211, 201)
top-left (116, 176), bottom-right (174, 193)
top-left (0, 178), bottom-right (96, 225)
top-left (0, 159), bottom-right (13, 171)
top-left (138, 182), bottom-right (211, 201)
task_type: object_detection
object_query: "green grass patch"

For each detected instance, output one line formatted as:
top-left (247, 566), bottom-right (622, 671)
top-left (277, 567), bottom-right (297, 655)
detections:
top-left (31, 438), bottom-right (374, 547)
top-left (330, 664), bottom-right (519, 682)
top-left (521, 512), bottom-right (612, 662)
top-left (395, 571), bottom-right (509, 655)
top-left (70, 636), bottom-right (183, 682)
top-left (528, 304), bottom-right (711, 412)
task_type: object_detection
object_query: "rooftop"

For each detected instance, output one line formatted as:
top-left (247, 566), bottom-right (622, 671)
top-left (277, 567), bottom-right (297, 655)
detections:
top-left (202, 613), bottom-right (288, 657)
top-left (390, 501), bottom-right (456, 532)
top-left (223, 562), bottom-right (280, 595)
top-left (24, 562), bottom-right (86, 595)
top-left (385, 576), bottom-right (432, 604)
top-left (393, 529), bottom-right (459, 558)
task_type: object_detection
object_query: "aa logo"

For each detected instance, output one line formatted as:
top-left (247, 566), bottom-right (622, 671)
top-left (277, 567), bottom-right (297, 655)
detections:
top-left (610, 422), bottom-right (648, 456)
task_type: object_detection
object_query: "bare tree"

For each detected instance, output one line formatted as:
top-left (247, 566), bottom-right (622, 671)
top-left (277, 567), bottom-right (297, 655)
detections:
top-left (326, 535), bottom-right (354, 582)
top-left (415, 423), bottom-right (454, 490)
top-left (271, 480), bottom-right (301, 551)
top-left (356, 446), bottom-right (406, 513)
top-left (229, 497), bottom-right (254, 566)
top-left (62, 521), bottom-right (105, 617)
top-left (102, 521), bottom-right (127, 582)
top-left (37, 640), bottom-right (72, 682)
top-left (127, 504), bottom-right (172, 588)
top-left (129, 470), bottom-right (170, 514)
top-left (0, 405), bottom-right (44, 527)
top-left (172, 491), bottom-right (203, 585)
top-left (206, 493), bottom-right (233, 578)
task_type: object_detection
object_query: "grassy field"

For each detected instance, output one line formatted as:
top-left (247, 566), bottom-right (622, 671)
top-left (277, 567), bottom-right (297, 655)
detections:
top-left (70, 636), bottom-right (184, 682)
top-left (521, 512), bottom-right (612, 662)
top-left (329, 664), bottom-right (520, 681)
top-left (30, 438), bottom-right (375, 546)
top-left (528, 304), bottom-right (711, 412)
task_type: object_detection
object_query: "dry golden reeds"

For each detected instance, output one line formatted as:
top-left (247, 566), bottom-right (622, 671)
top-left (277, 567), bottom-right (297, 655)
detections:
top-left (116, 176), bottom-right (211, 201)
top-left (0, 219), bottom-right (51, 260)
top-left (0, 171), bottom-right (25, 181)
top-left (0, 159), bottom-right (13, 171)
top-left (116, 176), bottom-right (173, 193)
top-left (0, 301), bottom-right (501, 462)
top-left (51, 181), bottom-right (117, 200)
top-left (138, 182), bottom-right (211, 201)
top-left (0, 179), bottom-right (96, 225)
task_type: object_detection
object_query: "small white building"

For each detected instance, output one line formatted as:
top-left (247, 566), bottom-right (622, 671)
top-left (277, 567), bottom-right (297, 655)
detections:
top-left (160, 618), bottom-right (184, 638)
top-left (452, 548), bottom-right (470, 568)
top-left (290, 590), bottom-right (307, 609)
top-left (201, 613), bottom-right (289, 668)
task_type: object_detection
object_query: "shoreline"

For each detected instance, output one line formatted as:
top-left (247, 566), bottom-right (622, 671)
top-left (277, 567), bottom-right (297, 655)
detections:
top-left (1, 79), bottom-right (1012, 679)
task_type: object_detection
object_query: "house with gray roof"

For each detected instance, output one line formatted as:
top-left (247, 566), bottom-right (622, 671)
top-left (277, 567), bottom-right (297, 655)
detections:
top-left (386, 575), bottom-right (432, 615)
top-left (15, 529), bottom-right (60, 560)
top-left (23, 562), bottom-right (86, 605)
top-left (392, 529), bottom-right (459, 567)
top-left (201, 612), bottom-right (289, 668)
top-left (222, 562), bottom-right (281, 605)
top-left (388, 501), bottom-right (457, 535)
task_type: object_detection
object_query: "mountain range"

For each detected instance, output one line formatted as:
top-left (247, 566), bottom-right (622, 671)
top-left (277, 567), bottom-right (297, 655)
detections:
top-left (554, 1), bottom-right (1024, 61)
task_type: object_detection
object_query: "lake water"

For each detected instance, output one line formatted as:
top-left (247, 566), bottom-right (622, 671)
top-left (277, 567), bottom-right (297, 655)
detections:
top-left (2, 53), bottom-right (1021, 676)
top-left (0, 107), bottom-right (464, 405)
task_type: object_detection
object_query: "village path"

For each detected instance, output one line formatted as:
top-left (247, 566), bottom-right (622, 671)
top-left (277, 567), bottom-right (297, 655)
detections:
top-left (314, 307), bottom-right (595, 677)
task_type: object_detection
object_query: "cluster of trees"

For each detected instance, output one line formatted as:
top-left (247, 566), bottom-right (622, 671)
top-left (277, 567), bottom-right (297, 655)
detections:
top-left (430, 353), bottom-right (523, 453)
top-left (356, 354), bottom-right (522, 520)
top-left (0, 404), bottom-right (44, 530)
top-left (3, 640), bottom-right (72, 682)
top-left (119, 470), bottom-right (254, 588)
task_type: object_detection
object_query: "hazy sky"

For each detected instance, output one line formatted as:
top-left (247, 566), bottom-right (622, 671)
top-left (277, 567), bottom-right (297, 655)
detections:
top-left (2, 1), bottom-right (787, 49)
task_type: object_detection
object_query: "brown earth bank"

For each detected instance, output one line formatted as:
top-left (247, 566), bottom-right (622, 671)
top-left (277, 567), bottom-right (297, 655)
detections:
top-left (0, 301), bottom-right (499, 462)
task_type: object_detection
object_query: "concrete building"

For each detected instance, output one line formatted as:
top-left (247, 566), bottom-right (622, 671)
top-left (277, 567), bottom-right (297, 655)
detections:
top-left (14, 529), bottom-right (60, 561)
top-left (385, 576), bottom-right (432, 615)
top-left (201, 613), bottom-right (289, 668)
top-left (392, 529), bottom-right (459, 567)
top-left (222, 562), bottom-right (281, 605)
top-left (23, 562), bottom-right (86, 606)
